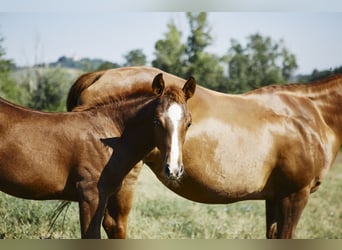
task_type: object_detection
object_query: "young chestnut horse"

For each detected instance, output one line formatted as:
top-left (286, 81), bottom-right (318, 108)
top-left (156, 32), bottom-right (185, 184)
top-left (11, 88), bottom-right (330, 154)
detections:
top-left (67, 66), bottom-right (342, 239)
top-left (0, 73), bottom-right (196, 238)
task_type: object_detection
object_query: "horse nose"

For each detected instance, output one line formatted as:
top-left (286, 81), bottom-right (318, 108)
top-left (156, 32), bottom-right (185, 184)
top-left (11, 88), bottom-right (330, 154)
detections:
top-left (164, 164), bottom-right (184, 180)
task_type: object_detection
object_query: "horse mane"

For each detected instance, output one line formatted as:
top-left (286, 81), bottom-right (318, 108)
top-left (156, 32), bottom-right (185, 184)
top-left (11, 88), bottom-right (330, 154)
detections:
top-left (72, 85), bottom-right (153, 112)
top-left (66, 70), bottom-right (106, 111)
top-left (72, 85), bottom-right (187, 112)
top-left (244, 74), bottom-right (342, 95)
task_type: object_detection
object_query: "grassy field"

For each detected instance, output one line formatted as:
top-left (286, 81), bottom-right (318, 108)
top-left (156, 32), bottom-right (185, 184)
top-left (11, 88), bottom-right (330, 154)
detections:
top-left (0, 154), bottom-right (341, 239)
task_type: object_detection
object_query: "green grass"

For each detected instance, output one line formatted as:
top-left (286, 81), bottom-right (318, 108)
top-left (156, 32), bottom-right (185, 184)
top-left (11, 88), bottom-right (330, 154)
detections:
top-left (127, 154), bottom-right (342, 239)
top-left (0, 154), bottom-right (341, 239)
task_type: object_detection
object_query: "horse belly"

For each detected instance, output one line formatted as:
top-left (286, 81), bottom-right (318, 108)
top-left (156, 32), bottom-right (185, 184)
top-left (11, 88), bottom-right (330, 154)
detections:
top-left (0, 137), bottom-right (73, 200)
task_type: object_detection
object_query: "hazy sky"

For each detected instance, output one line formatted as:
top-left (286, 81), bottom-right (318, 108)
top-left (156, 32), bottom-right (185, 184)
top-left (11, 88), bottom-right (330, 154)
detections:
top-left (1, 11), bottom-right (341, 75)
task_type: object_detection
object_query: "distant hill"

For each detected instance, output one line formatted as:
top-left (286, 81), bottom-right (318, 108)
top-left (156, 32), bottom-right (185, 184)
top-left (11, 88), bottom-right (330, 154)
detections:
top-left (18, 55), bottom-right (342, 87)
top-left (296, 65), bottom-right (342, 83)
top-left (35, 56), bottom-right (108, 71)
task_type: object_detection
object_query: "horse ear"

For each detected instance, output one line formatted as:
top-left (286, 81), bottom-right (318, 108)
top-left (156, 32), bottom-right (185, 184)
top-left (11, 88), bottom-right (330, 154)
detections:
top-left (152, 73), bottom-right (165, 96)
top-left (182, 76), bottom-right (196, 100)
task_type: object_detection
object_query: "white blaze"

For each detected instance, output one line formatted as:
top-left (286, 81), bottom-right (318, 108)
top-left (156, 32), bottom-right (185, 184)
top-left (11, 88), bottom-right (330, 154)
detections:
top-left (166, 103), bottom-right (183, 173)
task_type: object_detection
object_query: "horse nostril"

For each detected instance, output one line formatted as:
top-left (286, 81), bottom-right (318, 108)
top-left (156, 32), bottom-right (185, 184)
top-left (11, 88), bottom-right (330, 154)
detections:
top-left (164, 164), bottom-right (171, 177)
top-left (178, 165), bottom-right (184, 178)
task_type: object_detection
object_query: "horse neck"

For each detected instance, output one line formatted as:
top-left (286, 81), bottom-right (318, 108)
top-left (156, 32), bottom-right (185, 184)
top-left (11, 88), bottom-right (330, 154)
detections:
top-left (114, 94), bottom-right (156, 130)
top-left (96, 94), bottom-right (158, 157)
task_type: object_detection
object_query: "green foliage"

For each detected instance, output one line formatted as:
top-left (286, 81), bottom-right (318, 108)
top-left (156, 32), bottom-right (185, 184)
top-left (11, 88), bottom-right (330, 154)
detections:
top-left (152, 13), bottom-right (298, 93)
top-left (123, 49), bottom-right (147, 66)
top-left (298, 65), bottom-right (342, 82)
top-left (152, 12), bottom-right (226, 90)
top-left (183, 13), bottom-right (226, 89)
top-left (0, 40), bottom-right (14, 72)
top-left (1, 36), bottom-right (80, 110)
top-left (97, 61), bottom-right (120, 71)
top-left (0, 155), bottom-right (340, 238)
top-left (0, 75), bottom-right (29, 105)
top-left (0, 35), bottom-right (25, 104)
top-left (183, 12), bottom-right (224, 89)
top-left (186, 12), bottom-right (213, 65)
top-left (225, 33), bottom-right (298, 93)
top-left (152, 21), bottom-right (187, 76)
top-left (25, 68), bottom-right (71, 111)
top-left (11, 67), bottom-right (80, 111)
top-left (186, 52), bottom-right (226, 90)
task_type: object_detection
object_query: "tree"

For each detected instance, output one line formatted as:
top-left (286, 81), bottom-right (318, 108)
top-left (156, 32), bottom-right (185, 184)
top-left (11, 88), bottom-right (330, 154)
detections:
top-left (26, 68), bottom-right (72, 111)
top-left (123, 49), bottom-right (146, 66)
top-left (0, 35), bottom-right (28, 105)
top-left (152, 12), bottom-right (225, 90)
top-left (186, 12), bottom-right (212, 66)
top-left (184, 12), bottom-right (225, 89)
top-left (225, 40), bottom-right (250, 93)
top-left (0, 36), bottom-right (14, 72)
top-left (226, 33), bottom-right (298, 93)
top-left (152, 21), bottom-right (186, 76)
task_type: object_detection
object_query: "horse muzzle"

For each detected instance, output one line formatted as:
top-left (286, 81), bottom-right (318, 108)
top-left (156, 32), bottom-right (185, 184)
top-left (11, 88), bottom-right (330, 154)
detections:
top-left (163, 163), bottom-right (184, 180)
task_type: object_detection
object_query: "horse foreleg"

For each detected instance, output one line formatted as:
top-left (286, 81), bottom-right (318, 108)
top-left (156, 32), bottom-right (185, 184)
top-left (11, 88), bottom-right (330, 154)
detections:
top-left (265, 199), bottom-right (279, 239)
top-left (78, 185), bottom-right (108, 238)
top-left (265, 186), bottom-right (310, 239)
top-left (102, 163), bottom-right (142, 239)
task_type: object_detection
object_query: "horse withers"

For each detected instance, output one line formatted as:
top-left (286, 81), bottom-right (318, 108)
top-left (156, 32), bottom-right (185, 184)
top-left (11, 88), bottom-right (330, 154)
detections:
top-left (67, 66), bottom-right (342, 239)
top-left (0, 73), bottom-right (196, 238)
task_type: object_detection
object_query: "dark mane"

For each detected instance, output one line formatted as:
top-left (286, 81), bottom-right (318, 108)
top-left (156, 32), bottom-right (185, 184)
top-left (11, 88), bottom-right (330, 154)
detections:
top-left (244, 74), bottom-right (342, 95)
top-left (66, 70), bottom-right (106, 111)
top-left (72, 85), bottom-right (153, 112)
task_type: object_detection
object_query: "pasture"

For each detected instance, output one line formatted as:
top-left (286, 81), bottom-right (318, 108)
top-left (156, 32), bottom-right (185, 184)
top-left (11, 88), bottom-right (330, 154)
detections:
top-left (0, 153), bottom-right (341, 239)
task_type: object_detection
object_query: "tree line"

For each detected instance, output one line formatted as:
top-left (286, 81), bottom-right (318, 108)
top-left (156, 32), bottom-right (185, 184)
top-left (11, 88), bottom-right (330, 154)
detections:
top-left (1, 12), bottom-right (341, 112)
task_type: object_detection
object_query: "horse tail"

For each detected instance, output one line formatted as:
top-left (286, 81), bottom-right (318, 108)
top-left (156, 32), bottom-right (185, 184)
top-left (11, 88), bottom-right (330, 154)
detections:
top-left (66, 70), bottom-right (105, 111)
top-left (47, 200), bottom-right (72, 237)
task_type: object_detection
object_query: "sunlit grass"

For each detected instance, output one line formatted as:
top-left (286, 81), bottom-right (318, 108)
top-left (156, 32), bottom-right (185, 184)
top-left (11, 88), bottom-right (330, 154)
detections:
top-left (127, 157), bottom-right (341, 239)
top-left (0, 154), bottom-right (341, 239)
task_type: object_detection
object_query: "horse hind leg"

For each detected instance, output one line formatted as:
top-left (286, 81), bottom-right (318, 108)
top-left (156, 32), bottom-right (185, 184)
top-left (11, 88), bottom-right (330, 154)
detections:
top-left (102, 162), bottom-right (142, 239)
top-left (265, 186), bottom-right (310, 239)
top-left (102, 193), bottom-right (131, 239)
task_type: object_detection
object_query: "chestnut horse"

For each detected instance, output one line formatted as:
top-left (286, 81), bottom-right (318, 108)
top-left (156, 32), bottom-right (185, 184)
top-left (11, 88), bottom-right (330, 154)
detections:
top-left (0, 73), bottom-right (196, 238)
top-left (67, 66), bottom-right (342, 239)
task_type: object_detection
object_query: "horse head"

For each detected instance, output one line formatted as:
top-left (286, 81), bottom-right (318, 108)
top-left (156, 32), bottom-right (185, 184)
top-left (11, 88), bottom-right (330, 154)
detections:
top-left (151, 73), bottom-right (196, 180)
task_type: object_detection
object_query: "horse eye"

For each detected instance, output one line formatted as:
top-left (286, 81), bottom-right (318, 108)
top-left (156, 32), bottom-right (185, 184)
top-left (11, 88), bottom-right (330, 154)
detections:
top-left (154, 118), bottom-right (162, 127)
top-left (187, 121), bottom-right (192, 128)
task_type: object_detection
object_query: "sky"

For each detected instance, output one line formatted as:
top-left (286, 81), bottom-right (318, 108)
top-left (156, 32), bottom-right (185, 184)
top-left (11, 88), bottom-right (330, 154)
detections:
top-left (1, 11), bottom-right (342, 75)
